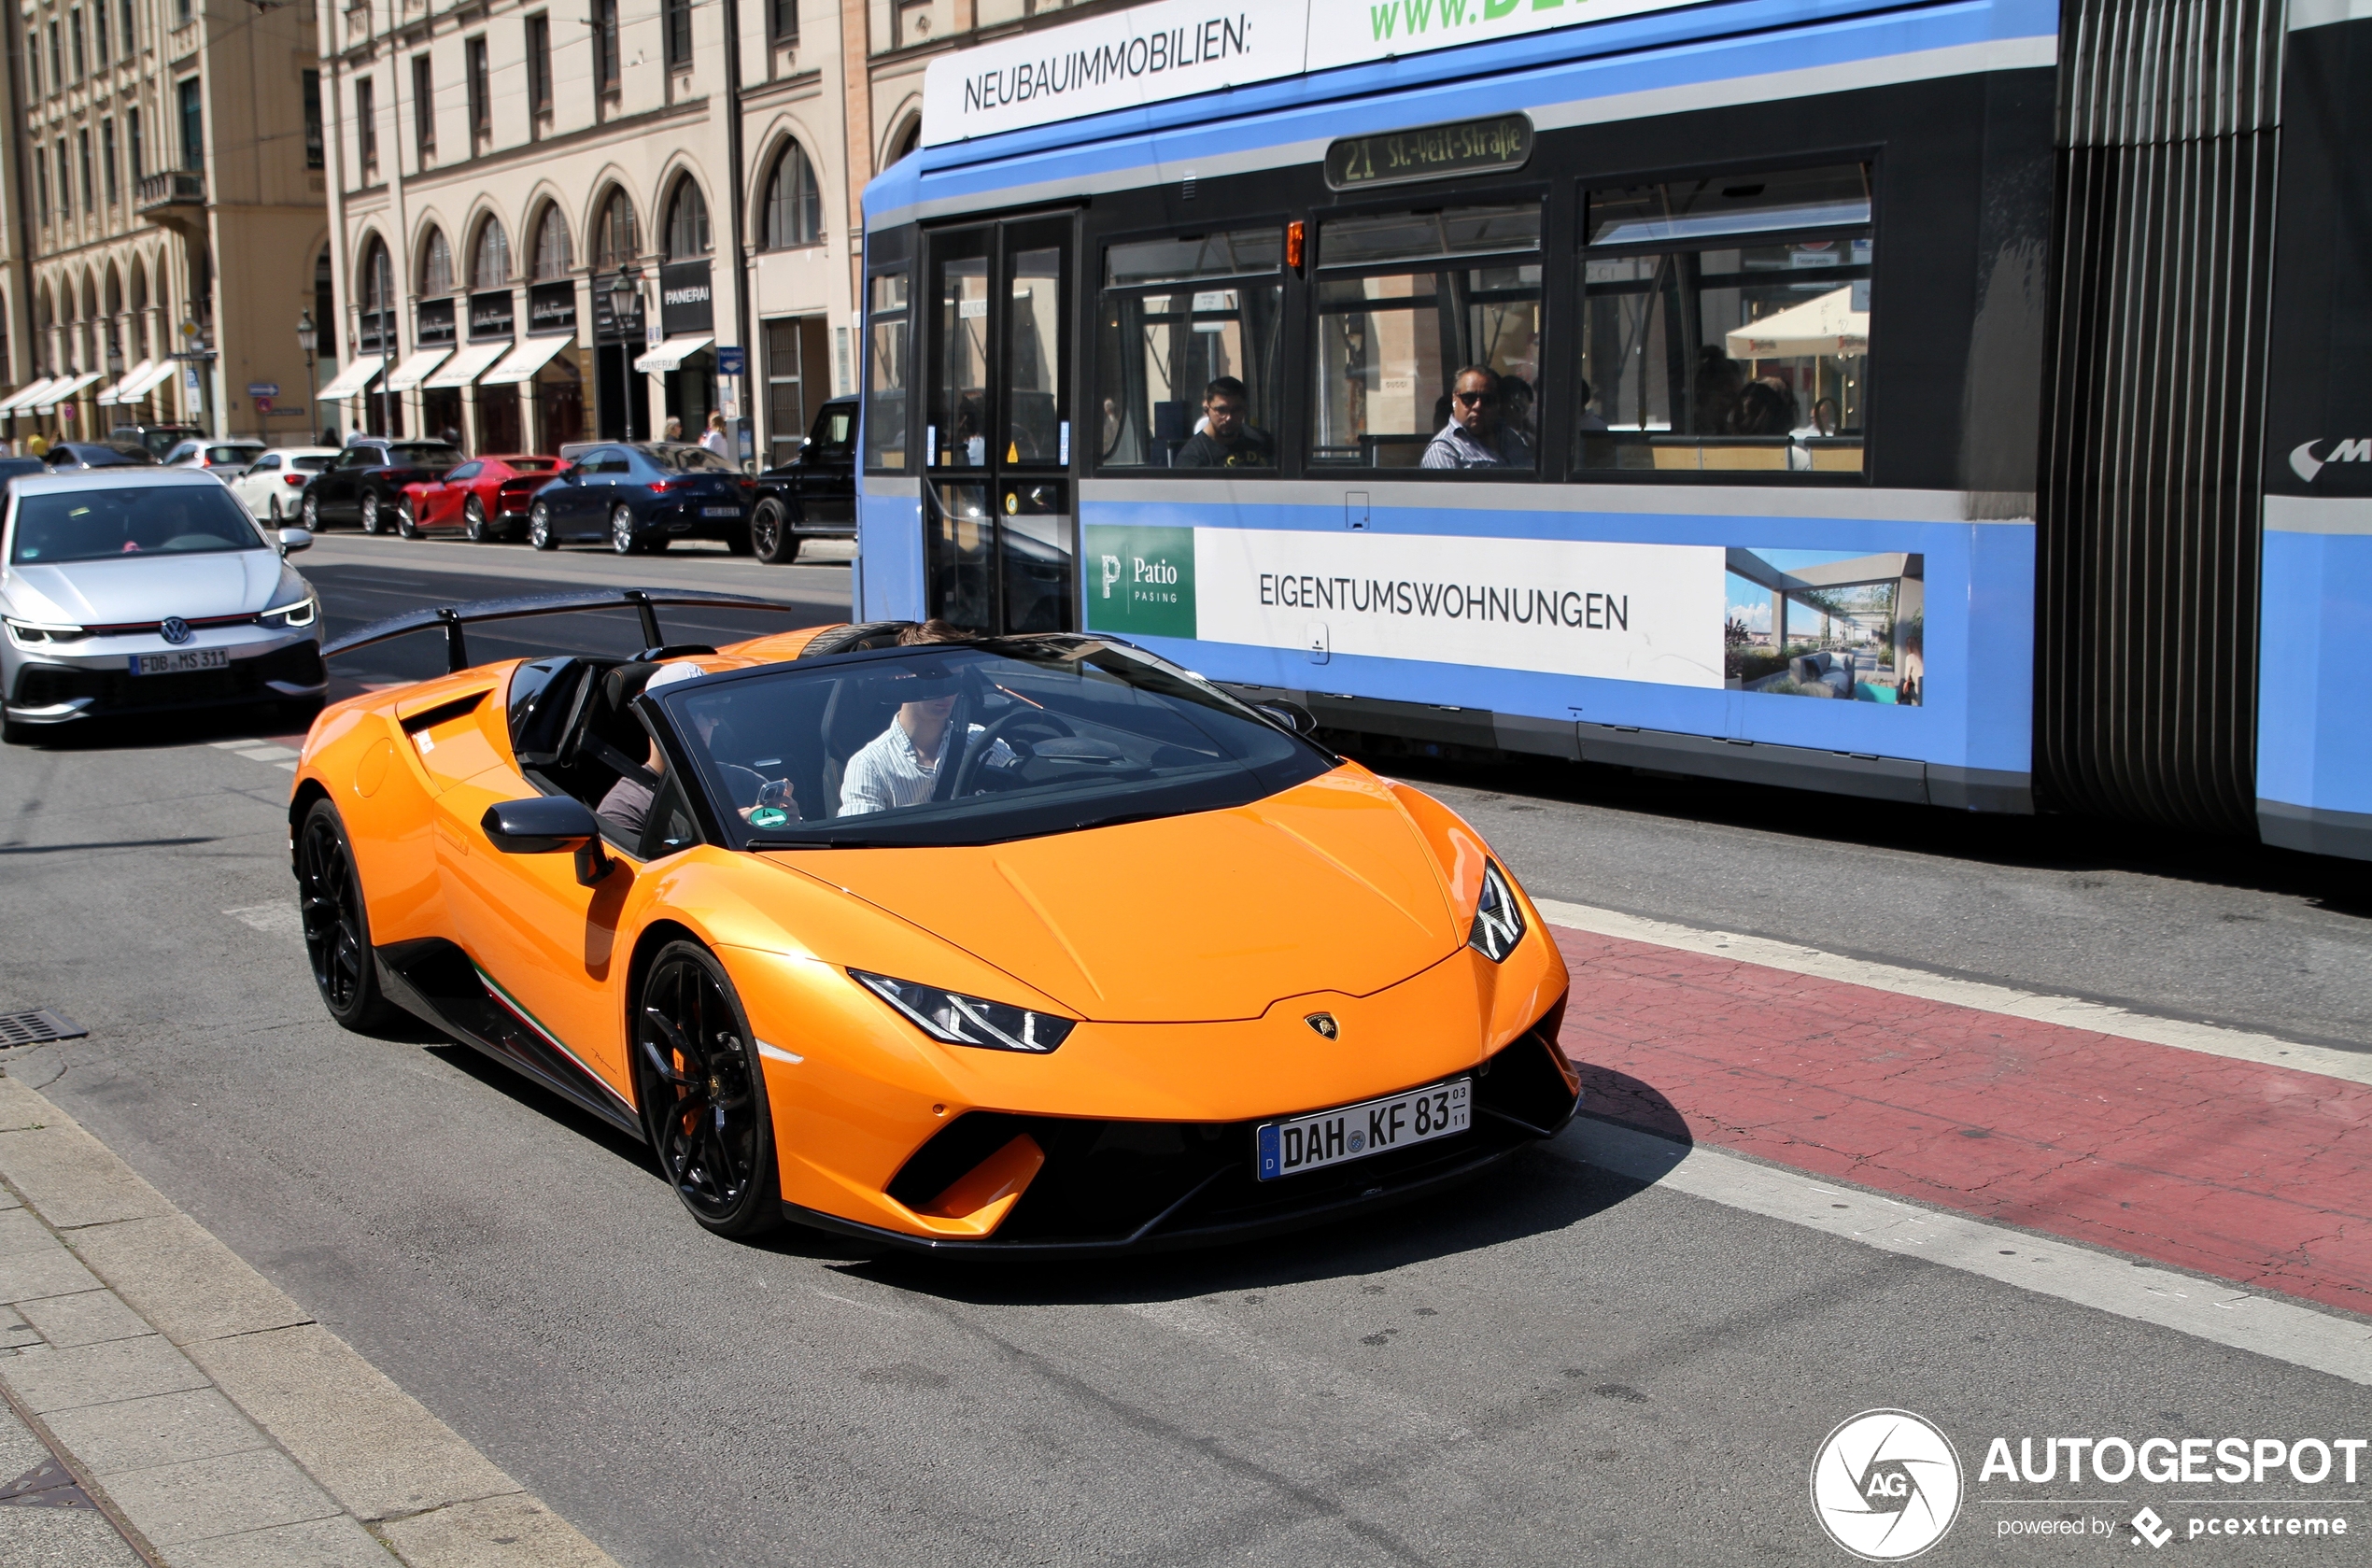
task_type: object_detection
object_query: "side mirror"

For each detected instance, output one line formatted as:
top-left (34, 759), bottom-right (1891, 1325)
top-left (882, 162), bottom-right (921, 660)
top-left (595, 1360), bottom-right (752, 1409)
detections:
top-left (480, 797), bottom-right (614, 886)
top-left (278, 528), bottom-right (313, 552)
top-left (1254, 700), bottom-right (1318, 736)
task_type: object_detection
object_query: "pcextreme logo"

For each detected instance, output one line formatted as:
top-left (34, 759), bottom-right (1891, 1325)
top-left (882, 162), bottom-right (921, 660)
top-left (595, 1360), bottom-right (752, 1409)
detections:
top-left (1812, 1409), bottom-right (1965, 1561)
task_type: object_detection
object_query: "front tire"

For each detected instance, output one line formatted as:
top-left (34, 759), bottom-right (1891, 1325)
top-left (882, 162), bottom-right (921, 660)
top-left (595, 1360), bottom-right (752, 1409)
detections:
top-left (296, 798), bottom-right (398, 1031)
top-left (464, 498), bottom-right (490, 542)
top-left (635, 942), bottom-right (781, 1238)
top-left (529, 504), bottom-right (558, 550)
top-left (752, 500), bottom-right (801, 564)
top-left (360, 491), bottom-right (385, 535)
top-left (611, 504), bottom-right (641, 556)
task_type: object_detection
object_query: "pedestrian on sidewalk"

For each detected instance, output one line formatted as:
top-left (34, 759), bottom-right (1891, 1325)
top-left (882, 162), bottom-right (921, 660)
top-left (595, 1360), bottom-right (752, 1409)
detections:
top-left (700, 412), bottom-right (731, 460)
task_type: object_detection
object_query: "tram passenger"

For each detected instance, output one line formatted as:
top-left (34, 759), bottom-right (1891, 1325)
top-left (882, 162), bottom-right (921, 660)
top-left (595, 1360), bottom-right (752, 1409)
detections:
top-left (1694, 347), bottom-right (1745, 433)
top-left (1171, 377), bottom-right (1275, 468)
top-left (1421, 367), bottom-right (1532, 469)
top-left (1576, 376), bottom-right (1609, 433)
top-left (1501, 376), bottom-right (1538, 445)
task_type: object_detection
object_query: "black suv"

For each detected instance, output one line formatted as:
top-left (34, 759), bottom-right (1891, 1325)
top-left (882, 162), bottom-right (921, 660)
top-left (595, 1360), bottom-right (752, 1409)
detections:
top-left (298, 439), bottom-right (464, 532)
top-left (748, 398), bottom-right (855, 564)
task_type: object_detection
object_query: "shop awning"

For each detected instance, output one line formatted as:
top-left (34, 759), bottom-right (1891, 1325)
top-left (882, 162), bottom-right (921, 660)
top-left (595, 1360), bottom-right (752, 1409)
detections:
top-left (119, 360), bottom-right (182, 403)
top-left (34, 372), bottom-right (104, 411)
top-left (1725, 286), bottom-right (1869, 359)
top-left (633, 335), bottom-right (711, 374)
top-left (0, 376), bottom-right (61, 415)
top-left (422, 341), bottom-right (513, 389)
top-left (318, 356), bottom-right (386, 399)
top-left (479, 334), bottom-right (573, 387)
top-left (94, 360), bottom-right (157, 405)
top-left (385, 348), bottom-right (453, 392)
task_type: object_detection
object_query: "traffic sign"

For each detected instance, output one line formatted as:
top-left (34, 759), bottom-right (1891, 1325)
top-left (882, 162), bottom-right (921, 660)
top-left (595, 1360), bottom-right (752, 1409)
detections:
top-left (254, 396), bottom-right (274, 413)
top-left (716, 346), bottom-right (746, 376)
top-left (247, 381), bottom-right (279, 397)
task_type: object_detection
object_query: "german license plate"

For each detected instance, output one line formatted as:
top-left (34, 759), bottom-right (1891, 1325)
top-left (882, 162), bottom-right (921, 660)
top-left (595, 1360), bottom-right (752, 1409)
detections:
top-left (130, 649), bottom-right (229, 675)
top-left (1256, 1078), bottom-right (1470, 1180)
top-left (701, 505), bottom-right (740, 517)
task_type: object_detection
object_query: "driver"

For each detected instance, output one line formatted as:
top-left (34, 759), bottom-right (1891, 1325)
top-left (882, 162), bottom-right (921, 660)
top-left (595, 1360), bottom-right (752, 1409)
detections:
top-left (598, 662), bottom-right (720, 837)
top-left (836, 620), bottom-right (1004, 816)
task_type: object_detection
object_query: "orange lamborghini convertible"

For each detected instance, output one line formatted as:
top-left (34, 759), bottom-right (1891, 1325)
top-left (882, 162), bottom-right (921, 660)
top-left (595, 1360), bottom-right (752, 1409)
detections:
top-left (291, 592), bottom-right (1578, 1252)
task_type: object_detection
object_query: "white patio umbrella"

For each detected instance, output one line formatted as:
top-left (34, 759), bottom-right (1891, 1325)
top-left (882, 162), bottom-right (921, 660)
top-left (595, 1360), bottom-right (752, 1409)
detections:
top-left (1726, 286), bottom-right (1869, 359)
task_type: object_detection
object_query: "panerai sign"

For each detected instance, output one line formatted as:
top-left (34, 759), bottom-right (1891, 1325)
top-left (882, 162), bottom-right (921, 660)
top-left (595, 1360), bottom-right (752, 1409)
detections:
top-left (922, 0), bottom-right (1701, 144)
top-left (659, 261), bottom-right (714, 335)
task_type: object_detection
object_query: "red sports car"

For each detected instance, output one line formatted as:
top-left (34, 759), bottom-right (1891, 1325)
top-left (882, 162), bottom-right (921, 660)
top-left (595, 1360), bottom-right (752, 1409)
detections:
top-left (398, 455), bottom-right (568, 543)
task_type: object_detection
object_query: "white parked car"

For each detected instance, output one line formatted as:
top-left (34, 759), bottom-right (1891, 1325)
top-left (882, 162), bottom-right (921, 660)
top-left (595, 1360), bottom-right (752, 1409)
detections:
top-left (162, 438), bottom-right (266, 479)
top-left (231, 447), bottom-right (341, 522)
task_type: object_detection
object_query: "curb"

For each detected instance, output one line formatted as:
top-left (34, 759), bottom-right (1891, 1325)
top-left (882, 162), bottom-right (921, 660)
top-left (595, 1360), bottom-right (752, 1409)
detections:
top-left (0, 1068), bottom-right (622, 1567)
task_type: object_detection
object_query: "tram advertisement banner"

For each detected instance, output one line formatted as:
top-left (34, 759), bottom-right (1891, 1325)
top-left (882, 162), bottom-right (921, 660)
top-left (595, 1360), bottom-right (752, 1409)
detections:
top-left (1085, 524), bottom-right (1729, 687)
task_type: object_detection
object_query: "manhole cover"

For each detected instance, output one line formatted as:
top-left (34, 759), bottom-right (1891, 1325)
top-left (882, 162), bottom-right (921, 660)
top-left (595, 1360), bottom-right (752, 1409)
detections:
top-left (0, 1010), bottom-right (88, 1048)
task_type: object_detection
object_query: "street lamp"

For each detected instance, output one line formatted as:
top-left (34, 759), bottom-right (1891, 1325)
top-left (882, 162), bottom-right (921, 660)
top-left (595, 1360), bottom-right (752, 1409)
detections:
top-left (609, 264), bottom-right (642, 441)
top-left (297, 311), bottom-right (319, 443)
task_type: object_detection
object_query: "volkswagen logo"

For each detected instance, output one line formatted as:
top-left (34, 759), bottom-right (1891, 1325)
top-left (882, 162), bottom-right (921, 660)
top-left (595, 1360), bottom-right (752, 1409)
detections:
top-left (1305, 1012), bottom-right (1339, 1040)
top-left (159, 616), bottom-right (192, 645)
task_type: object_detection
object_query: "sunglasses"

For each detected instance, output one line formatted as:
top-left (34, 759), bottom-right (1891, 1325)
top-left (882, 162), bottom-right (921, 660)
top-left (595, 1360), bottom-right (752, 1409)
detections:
top-left (1454, 390), bottom-right (1501, 406)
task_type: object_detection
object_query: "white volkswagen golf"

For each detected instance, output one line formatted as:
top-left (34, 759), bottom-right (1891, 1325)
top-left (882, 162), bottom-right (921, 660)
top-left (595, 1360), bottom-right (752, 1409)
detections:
top-left (1, 469), bottom-right (327, 742)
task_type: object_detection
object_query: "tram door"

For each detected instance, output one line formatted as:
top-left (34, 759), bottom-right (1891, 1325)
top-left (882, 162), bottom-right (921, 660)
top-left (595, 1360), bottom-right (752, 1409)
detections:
top-left (921, 217), bottom-right (1075, 634)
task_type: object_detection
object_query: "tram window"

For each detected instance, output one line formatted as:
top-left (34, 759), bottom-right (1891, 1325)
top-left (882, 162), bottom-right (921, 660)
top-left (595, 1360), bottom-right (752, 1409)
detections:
top-left (1003, 244), bottom-right (1066, 468)
top-left (863, 266), bottom-right (911, 471)
top-left (1577, 162), bottom-right (1871, 475)
top-left (1309, 203), bottom-right (1542, 471)
top-left (1095, 226), bottom-right (1283, 471)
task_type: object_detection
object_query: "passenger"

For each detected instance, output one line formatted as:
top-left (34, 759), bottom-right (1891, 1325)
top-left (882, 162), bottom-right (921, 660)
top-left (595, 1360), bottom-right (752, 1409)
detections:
top-left (597, 662), bottom-right (708, 839)
top-left (1576, 376), bottom-right (1609, 434)
top-left (1169, 377), bottom-right (1275, 468)
top-left (838, 620), bottom-right (988, 816)
top-left (1731, 378), bottom-right (1796, 436)
top-left (1693, 347), bottom-right (1744, 435)
top-left (1420, 366), bottom-right (1532, 469)
top-left (1500, 375), bottom-right (1537, 445)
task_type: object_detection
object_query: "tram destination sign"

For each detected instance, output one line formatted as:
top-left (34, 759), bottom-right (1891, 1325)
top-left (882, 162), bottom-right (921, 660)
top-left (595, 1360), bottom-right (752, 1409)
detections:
top-left (1325, 114), bottom-right (1532, 191)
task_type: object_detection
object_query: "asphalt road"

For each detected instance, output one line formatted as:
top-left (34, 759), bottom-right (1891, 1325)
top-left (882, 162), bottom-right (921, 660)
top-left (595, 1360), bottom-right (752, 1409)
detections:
top-left (0, 539), bottom-right (2365, 1566)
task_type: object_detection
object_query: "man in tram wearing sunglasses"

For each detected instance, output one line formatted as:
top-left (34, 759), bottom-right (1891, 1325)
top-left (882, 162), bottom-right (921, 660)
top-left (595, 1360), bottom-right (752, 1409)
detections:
top-left (1422, 366), bottom-right (1533, 470)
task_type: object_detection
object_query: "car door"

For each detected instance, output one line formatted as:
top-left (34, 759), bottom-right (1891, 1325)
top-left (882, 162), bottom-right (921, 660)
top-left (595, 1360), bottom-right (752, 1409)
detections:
top-left (431, 463), bottom-right (481, 528)
top-left (572, 449), bottom-right (626, 537)
top-left (239, 454), bottom-right (279, 512)
top-left (322, 447), bottom-right (372, 518)
top-left (422, 678), bottom-right (656, 1106)
top-left (798, 403), bottom-right (856, 529)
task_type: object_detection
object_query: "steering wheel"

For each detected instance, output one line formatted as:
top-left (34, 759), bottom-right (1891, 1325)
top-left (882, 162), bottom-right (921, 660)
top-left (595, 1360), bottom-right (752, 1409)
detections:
top-left (948, 709), bottom-right (1076, 798)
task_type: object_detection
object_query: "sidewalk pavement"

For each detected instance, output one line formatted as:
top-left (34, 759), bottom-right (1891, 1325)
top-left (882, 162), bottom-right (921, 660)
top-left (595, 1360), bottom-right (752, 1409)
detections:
top-left (0, 1067), bottom-right (622, 1568)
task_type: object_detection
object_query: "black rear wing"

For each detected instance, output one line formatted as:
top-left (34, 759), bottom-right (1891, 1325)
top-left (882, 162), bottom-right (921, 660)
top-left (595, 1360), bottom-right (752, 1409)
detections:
top-left (324, 587), bottom-right (823, 673)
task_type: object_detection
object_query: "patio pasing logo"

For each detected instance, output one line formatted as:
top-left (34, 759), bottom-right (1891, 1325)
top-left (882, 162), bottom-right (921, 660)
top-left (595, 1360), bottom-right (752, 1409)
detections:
top-left (1811, 1410), bottom-right (1963, 1561)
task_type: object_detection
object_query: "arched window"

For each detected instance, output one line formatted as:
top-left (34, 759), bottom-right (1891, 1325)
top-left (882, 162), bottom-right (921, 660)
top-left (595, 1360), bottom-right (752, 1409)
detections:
top-left (889, 117), bottom-right (921, 166)
top-left (530, 205), bottom-right (573, 280)
top-left (592, 189), bottom-right (638, 272)
top-left (665, 178), bottom-right (710, 260)
top-left (472, 218), bottom-right (510, 290)
top-left (360, 236), bottom-right (396, 314)
top-left (762, 141), bottom-right (822, 250)
top-left (419, 226), bottom-right (453, 296)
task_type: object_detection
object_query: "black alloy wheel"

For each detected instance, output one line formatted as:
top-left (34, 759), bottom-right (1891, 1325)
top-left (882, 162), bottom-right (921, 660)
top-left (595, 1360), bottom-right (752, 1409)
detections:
top-left (464, 498), bottom-right (490, 542)
top-left (360, 491), bottom-right (385, 534)
top-left (752, 499), bottom-right (801, 564)
top-left (611, 504), bottom-right (640, 556)
top-left (635, 942), bottom-right (780, 1237)
top-left (296, 798), bottom-right (396, 1030)
top-left (529, 504), bottom-right (558, 549)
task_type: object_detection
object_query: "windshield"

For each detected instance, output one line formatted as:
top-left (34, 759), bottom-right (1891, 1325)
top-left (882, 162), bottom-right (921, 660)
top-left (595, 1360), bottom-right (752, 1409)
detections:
top-left (9, 486), bottom-right (268, 564)
top-left (390, 444), bottom-right (464, 468)
top-left (653, 639), bottom-right (1333, 850)
top-left (653, 445), bottom-right (735, 473)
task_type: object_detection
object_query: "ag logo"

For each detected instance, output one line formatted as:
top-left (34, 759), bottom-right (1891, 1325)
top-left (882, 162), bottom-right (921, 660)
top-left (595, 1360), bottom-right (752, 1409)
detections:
top-left (2291, 438), bottom-right (2372, 484)
top-left (1305, 1012), bottom-right (1339, 1040)
top-left (1811, 1409), bottom-right (1962, 1561)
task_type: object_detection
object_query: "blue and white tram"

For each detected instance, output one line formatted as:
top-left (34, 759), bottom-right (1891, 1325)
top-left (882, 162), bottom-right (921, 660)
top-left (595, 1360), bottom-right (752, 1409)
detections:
top-left (853, 0), bottom-right (2370, 860)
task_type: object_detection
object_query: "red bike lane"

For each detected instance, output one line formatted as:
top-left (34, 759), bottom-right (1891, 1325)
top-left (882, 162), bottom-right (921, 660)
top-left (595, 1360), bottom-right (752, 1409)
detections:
top-left (1548, 924), bottom-right (2372, 1319)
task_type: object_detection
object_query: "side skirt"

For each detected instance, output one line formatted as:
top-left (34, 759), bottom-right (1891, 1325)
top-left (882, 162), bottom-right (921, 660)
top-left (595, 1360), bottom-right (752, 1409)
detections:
top-left (374, 938), bottom-right (644, 1141)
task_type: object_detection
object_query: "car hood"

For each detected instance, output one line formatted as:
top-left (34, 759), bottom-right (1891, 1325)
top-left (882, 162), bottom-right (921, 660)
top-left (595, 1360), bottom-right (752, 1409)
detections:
top-left (772, 769), bottom-right (1463, 1023)
top-left (7, 550), bottom-right (290, 624)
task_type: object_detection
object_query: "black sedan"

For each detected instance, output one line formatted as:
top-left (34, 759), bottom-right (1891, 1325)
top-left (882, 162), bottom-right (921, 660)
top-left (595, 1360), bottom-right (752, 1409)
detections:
top-left (748, 398), bottom-right (855, 565)
top-left (41, 442), bottom-right (161, 471)
top-left (296, 439), bottom-right (464, 534)
top-left (525, 443), bottom-right (754, 555)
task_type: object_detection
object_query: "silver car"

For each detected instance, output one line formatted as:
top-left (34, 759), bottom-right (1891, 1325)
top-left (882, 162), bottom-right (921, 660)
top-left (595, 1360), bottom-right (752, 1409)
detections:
top-left (2, 469), bottom-right (326, 742)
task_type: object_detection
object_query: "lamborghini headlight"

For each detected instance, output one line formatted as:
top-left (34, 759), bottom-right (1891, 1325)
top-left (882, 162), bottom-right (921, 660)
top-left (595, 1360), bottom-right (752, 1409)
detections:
top-left (5, 617), bottom-right (89, 647)
top-left (258, 596), bottom-right (318, 629)
top-left (1468, 861), bottom-right (1527, 963)
top-left (851, 970), bottom-right (1076, 1054)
